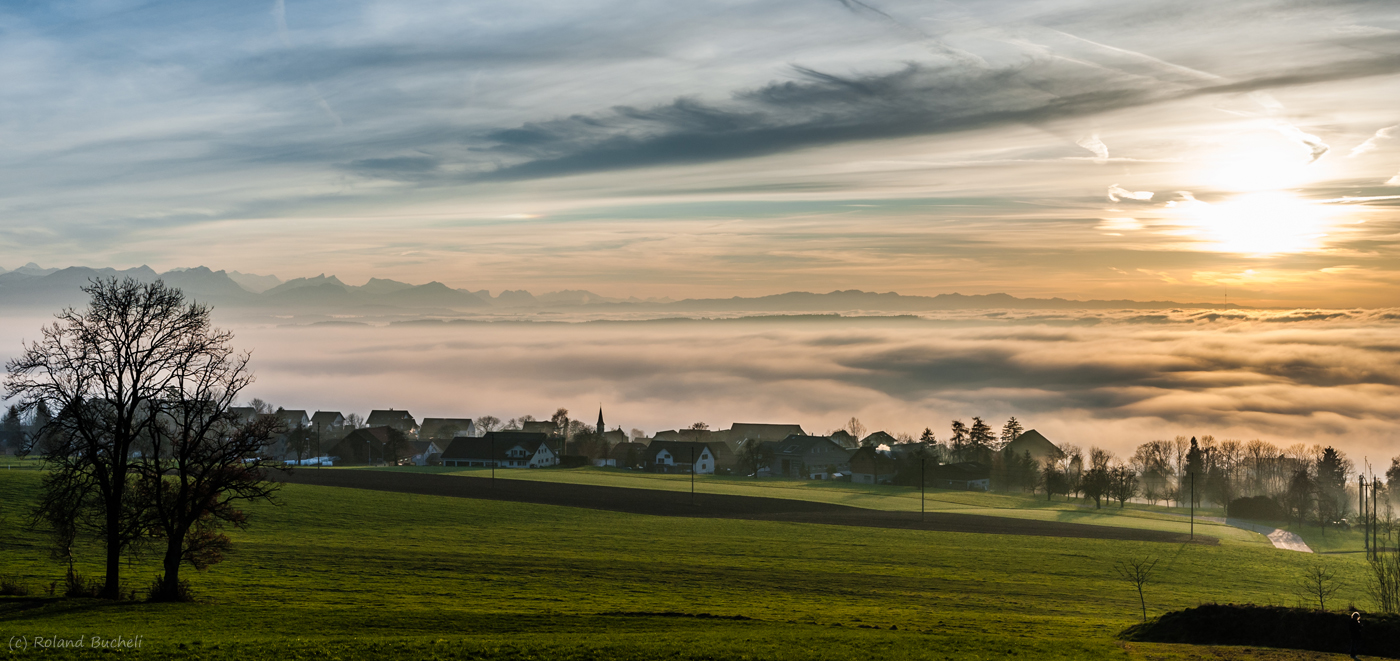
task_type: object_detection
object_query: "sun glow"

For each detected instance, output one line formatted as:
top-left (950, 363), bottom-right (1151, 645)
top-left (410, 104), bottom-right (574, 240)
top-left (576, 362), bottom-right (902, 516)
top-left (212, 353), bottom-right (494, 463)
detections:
top-left (1166, 191), bottom-right (1339, 255)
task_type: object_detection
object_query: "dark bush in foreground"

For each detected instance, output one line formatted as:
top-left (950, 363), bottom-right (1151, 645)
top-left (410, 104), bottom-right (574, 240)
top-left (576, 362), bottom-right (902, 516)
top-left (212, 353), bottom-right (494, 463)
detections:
top-left (1228, 496), bottom-right (1285, 520)
top-left (0, 574), bottom-right (31, 596)
top-left (1122, 603), bottom-right (1400, 658)
top-left (145, 574), bottom-right (194, 602)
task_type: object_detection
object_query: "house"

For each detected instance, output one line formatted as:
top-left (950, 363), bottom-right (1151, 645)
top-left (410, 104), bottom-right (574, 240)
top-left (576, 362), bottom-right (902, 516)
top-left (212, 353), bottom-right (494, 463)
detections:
top-left (828, 430), bottom-right (858, 449)
top-left (930, 462), bottom-right (991, 491)
top-left (229, 407), bottom-right (259, 424)
top-left (859, 431), bottom-right (899, 448)
top-left (326, 427), bottom-right (397, 466)
top-left (419, 418), bottom-right (477, 441)
top-left (408, 439), bottom-right (449, 466)
top-left (765, 434), bottom-right (852, 479)
top-left (653, 428), bottom-right (723, 445)
top-left (366, 409), bottom-right (418, 435)
top-left (601, 429), bottom-right (629, 445)
top-left (643, 441), bottom-right (732, 474)
top-left (1000, 429), bottom-right (1063, 466)
top-left (310, 411), bottom-right (347, 434)
top-left (727, 423), bottom-right (806, 446)
top-left (605, 441), bottom-right (648, 468)
top-left (849, 446), bottom-right (898, 484)
top-left (276, 409), bottom-right (311, 429)
top-left (520, 420), bottom-right (558, 436)
top-left (440, 432), bottom-right (557, 468)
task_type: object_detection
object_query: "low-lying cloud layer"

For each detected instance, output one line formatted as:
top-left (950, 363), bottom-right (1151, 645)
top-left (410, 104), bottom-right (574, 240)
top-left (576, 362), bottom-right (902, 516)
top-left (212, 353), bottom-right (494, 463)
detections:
top-left (177, 311), bottom-right (1400, 461)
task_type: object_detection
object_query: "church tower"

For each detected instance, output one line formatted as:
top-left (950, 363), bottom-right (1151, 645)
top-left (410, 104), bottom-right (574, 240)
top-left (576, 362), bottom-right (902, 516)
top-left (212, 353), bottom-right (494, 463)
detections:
top-left (596, 407), bottom-right (605, 436)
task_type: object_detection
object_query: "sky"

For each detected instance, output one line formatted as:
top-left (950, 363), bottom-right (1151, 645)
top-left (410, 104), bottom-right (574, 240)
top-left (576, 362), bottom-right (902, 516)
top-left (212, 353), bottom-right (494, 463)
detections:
top-left (2, 1), bottom-right (1400, 459)
top-left (1, 0), bottom-right (1399, 305)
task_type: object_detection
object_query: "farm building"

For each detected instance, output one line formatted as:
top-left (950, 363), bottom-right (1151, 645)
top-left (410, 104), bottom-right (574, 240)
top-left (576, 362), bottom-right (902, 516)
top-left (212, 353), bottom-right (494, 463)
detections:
top-left (604, 441), bottom-right (648, 468)
top-left (419, 418), bottom-right (477, 441)
top-left (366, 409), bottom-right (419, 436)
top-left (1000, 429), bottom-right (1063, 465)
top-left (441, 431), bottom-right (557, 468)
top-left (930, 462), bottom-right (992, 491)
top-left (849, 446), bottom-right (898, 484)
top-left (765, 434), bottom-right (852, 479)
top-left (859, 431), bottom-right (899, 448)
top-left (326, 427), bottom-right (409, 466)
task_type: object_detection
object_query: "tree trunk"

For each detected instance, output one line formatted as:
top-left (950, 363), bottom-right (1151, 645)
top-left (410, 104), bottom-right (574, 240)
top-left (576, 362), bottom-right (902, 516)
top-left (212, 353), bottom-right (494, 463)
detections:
top-left (160, 536), bottom-right (183, 600)
top-left (102, 485), bottom-right (122, 600)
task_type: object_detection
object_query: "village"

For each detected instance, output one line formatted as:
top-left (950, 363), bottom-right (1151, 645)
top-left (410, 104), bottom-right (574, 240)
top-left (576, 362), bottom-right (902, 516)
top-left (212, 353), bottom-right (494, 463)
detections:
top-left (203, 402), bottom-right (1186, 507)
top-left (230, 405), bottom-right (1061, 491)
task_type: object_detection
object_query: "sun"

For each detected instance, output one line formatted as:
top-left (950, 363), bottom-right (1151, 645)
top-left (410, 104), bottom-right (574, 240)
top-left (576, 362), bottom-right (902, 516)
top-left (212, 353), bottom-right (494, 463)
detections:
top-left (1165, 191), bottom-right (1338, 256)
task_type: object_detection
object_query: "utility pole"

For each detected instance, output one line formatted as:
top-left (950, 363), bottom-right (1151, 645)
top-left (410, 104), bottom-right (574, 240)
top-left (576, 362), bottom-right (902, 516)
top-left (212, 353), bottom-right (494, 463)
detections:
top-left (1190, 471), bottom-right (1194, 541)
top-left (1363, 475), bottom-right (1369, 557)
top-left (1373, 476), bottom-right (1379, 556)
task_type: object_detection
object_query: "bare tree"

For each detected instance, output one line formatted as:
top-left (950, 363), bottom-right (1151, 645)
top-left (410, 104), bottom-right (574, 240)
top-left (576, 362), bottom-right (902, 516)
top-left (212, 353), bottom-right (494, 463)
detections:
top-left (1111, 465), bottom-right (1140, 508)
top-left (1113, 555), bottom-right (1159, 622)
top-left (1369, 545), bottom-right (1400, 614)
top-left (345, 412), bottom-right (365, 430)
top-left (6, 278), bottom-right (216, 599)
top-left (845, 417), bottom-right (866, 442)
top-left (551, 408), bottom-right (570, 435)
top-left (137, 406), bottom-right (283, 601)
top-left (475, 415), bottom-right (501, 434)
top-left (1297, 561), bottom-right (1343, 611)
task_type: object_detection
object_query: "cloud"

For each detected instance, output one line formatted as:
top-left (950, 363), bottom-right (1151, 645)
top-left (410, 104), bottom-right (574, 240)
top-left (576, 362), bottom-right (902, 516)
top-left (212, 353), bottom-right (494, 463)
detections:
top-left (1349, 125), bottom-right (1396, 157)
top-left (1271, 122), bottom-right (1330, 163)
top-left (1107, 185), bottom-right (1153, 202)
top-left (1076, 134), bottom-right (1109, 163)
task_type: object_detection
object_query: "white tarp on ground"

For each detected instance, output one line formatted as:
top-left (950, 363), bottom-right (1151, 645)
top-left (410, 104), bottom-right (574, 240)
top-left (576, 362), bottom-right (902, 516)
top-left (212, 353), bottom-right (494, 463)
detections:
top-left (1222, 517), bottom-right (1313, 553)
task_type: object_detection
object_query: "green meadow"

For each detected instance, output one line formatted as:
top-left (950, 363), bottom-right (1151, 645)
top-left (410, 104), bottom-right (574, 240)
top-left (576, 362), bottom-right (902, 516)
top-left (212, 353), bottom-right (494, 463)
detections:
top-left (0, 469), bottom-right (1378, 660)
top-left (369, 465), bottom-right (1297, 546)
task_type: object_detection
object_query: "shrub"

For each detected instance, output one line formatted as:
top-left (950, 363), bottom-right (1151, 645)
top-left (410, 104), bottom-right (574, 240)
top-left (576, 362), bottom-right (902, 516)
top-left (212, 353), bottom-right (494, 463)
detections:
top-left (1370, 545), bottom-right (1400, 614)
top-left (63, 569), bottom-right (102, 598)
top-left (145, 574), bottom-right (194, 602)
top-left (1228, 496), bottom-right (1285, 520)
top-left (1122, 603), bottom-right (1400, 657)
top-left (0, 574), bottom-right (31, 596)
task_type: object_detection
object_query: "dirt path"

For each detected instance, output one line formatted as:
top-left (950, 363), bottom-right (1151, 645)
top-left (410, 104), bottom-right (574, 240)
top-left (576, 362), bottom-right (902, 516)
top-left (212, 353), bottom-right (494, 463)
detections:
top-left (274, 469), bottom-right (1213, 544)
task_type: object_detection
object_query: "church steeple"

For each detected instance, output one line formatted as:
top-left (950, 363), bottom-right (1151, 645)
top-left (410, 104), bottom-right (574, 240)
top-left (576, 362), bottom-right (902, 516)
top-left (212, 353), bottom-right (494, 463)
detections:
top-left (597, 407), bottom-right (604, 436)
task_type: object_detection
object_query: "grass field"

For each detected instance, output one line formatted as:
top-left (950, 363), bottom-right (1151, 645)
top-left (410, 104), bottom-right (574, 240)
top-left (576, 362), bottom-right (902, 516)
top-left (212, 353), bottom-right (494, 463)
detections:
top-left (365, 465), bottom-right (1276, 545)
top-left (0, 469), bottom-right (1381, 660)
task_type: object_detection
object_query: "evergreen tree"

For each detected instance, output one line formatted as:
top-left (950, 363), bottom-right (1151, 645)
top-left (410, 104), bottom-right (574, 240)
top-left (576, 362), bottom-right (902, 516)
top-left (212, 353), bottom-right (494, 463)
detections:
top-left (1, 405), bottom-right (22, 453)
top-left (999, 417), bottom-right (1024, 448)
top-left (967, 417), bottom-right (994, 462)
top-left (950, 420), bottom-right (969, 460)
top-left (1183, 436), bottom-right (1203, 507)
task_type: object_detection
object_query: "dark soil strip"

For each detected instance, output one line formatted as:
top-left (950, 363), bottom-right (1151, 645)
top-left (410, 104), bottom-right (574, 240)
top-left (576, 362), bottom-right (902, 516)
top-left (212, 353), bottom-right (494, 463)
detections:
top-left (273, 469), bottom-right (1213, 544)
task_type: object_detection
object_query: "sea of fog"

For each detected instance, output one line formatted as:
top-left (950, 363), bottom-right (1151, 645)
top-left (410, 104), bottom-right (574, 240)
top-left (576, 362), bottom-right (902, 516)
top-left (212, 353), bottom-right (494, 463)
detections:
top-left (2, 308), bottom-right (1398, 461)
